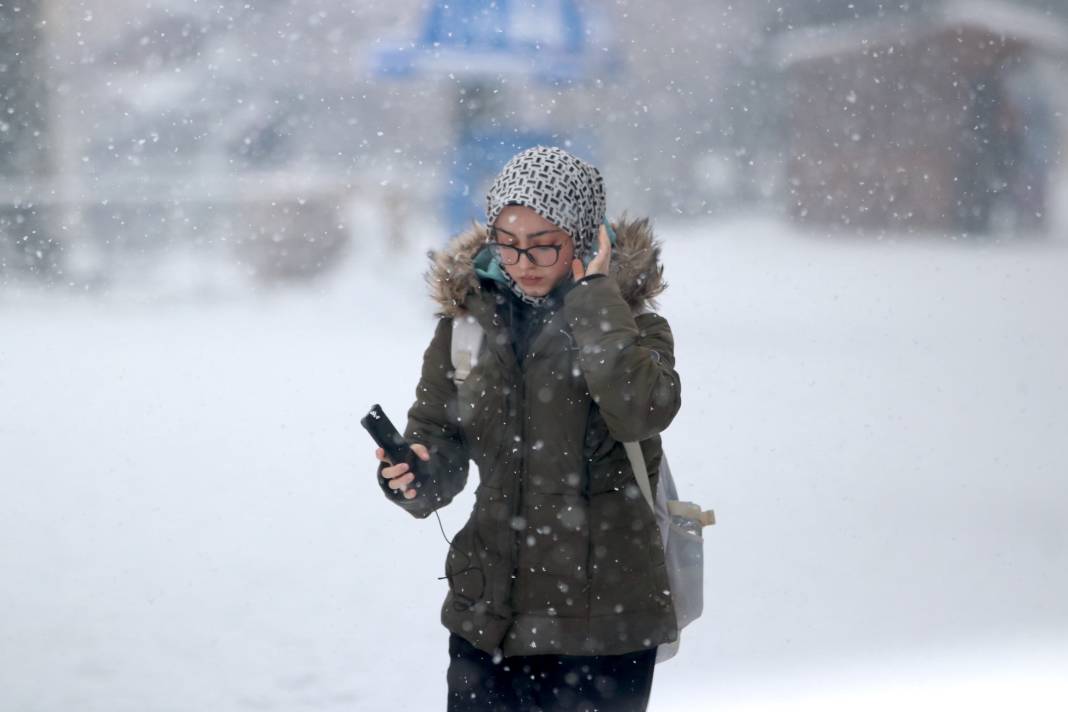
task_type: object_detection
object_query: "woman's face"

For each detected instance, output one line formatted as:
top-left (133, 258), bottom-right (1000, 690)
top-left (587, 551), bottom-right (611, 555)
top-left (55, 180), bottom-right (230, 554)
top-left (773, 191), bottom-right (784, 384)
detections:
top-left (491, 205), bottom-right (575, 298)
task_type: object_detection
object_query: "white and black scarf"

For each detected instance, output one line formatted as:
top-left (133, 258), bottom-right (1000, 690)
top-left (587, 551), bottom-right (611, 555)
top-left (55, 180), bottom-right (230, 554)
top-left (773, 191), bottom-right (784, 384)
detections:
top-left (485, 146), bottom-right (606, 307)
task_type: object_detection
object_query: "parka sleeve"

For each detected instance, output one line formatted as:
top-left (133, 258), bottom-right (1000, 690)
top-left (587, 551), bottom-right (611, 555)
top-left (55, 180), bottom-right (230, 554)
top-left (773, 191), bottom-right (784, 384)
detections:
top-left (377, 317), bottom-right (469, 518)
top-left (563, 276), bottom-right (681, 443)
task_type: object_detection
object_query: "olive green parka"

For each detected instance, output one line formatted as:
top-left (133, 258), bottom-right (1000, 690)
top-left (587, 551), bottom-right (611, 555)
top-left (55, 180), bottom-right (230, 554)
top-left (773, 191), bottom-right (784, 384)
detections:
top-left (382, 217), bottom-right (682, 657)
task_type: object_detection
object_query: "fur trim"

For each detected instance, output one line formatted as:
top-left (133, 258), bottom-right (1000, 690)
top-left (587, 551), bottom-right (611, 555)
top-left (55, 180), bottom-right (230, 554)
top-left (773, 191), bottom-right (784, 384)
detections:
top-left (425, 216), bottom-right (667, 318)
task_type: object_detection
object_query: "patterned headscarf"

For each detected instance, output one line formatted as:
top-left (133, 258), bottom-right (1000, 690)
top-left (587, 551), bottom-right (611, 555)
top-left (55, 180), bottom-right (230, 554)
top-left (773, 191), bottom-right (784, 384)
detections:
top-left (485, 146), bottom-right (606, 306)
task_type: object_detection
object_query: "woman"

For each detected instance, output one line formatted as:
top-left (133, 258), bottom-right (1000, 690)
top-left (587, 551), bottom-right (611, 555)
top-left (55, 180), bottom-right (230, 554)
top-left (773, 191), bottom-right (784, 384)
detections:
top-left (374, 146), bottom-right (681, 711)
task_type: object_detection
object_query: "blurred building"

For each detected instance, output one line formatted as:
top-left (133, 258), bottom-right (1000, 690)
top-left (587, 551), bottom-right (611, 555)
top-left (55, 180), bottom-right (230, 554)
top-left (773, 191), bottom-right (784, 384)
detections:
top-left (773, 0), bottom-right (1068, 234)
top-left (5, 0), bottom-right (796, 291)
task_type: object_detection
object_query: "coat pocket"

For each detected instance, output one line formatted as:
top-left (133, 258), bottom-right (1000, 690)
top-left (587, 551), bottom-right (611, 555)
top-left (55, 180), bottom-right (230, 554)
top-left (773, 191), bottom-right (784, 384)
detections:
top-left (443, 520), bottom-right (486, 611)
top-left (587, 491), bottom-right (662, 617)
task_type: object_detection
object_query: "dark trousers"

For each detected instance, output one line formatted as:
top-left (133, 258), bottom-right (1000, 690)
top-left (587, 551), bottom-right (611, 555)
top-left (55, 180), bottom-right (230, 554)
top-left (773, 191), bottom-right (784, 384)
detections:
top-left (446, 633), bottom-right (656, 712)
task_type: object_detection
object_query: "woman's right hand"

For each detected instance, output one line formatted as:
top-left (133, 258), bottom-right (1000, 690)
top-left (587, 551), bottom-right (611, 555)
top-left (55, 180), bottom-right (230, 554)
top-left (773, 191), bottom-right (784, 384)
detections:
top-left (376, 444), bottom-right (430, 500)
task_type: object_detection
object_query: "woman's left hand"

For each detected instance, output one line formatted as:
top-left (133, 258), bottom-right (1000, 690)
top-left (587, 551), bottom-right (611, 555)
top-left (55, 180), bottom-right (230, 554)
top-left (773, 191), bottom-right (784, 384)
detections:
top-left (571, 225), bottom-right (612, 281)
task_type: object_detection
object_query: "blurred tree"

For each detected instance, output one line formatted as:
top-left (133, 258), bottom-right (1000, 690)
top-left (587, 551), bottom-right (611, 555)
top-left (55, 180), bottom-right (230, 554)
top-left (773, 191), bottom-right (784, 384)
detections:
top-left (0, 1), bottom-right (58, 279)
top-left (0, 2), bottom-right (47, 176)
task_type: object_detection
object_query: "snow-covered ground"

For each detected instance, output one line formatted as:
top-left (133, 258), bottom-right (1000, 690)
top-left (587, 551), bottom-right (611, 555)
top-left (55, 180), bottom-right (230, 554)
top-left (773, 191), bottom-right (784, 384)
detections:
top-left (2, 215), bottom-right (1067, 711)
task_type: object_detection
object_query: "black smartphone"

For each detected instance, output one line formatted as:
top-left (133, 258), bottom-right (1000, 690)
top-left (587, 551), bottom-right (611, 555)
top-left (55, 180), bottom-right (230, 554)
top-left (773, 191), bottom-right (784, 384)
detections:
top-left (361, 404), bottom-right (425, 496)
top-left (361, 404), bottom-right (411, 464)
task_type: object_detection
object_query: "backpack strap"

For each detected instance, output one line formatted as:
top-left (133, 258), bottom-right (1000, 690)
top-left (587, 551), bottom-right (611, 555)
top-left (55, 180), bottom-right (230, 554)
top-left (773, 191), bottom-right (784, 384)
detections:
top-left (622, 441), bottom-right (656, 511)
top-left (451, 315), bottom-right (485, 386)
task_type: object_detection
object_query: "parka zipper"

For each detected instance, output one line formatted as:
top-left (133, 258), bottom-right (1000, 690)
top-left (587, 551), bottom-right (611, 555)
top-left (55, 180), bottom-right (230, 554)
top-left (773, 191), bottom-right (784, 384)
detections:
top-left (509, 367), bottom-right (527, 598)
top-left (505, 310), bottom-right (556, 643)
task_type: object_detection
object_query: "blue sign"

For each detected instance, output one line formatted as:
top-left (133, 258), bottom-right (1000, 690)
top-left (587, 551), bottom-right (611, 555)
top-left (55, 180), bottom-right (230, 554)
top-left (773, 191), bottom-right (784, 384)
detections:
top-left (375, 0), bottom-right (615, 84)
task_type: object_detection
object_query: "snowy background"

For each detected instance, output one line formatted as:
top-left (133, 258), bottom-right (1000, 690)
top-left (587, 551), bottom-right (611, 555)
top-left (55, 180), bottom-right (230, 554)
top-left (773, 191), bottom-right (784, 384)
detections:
top-left (4, 213), bottom-right (1067, 710)
top-left (3, 1), bottom-right (1068, 711)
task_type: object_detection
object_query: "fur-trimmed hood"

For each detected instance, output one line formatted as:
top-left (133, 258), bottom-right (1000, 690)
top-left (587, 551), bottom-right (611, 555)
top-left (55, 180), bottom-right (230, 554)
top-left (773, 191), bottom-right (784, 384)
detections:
top-left (426, 216), bottom-right (667, 318)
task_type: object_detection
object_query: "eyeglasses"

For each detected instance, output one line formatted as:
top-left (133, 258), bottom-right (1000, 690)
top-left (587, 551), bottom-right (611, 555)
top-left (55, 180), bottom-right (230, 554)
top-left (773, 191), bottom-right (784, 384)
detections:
top-left (487, 227), bottom-right (568, 267)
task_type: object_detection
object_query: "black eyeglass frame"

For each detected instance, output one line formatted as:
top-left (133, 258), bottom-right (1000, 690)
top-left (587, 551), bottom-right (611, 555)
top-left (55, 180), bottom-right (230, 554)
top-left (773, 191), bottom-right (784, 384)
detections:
top-left (486, 227), bottom-right (569, 267)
